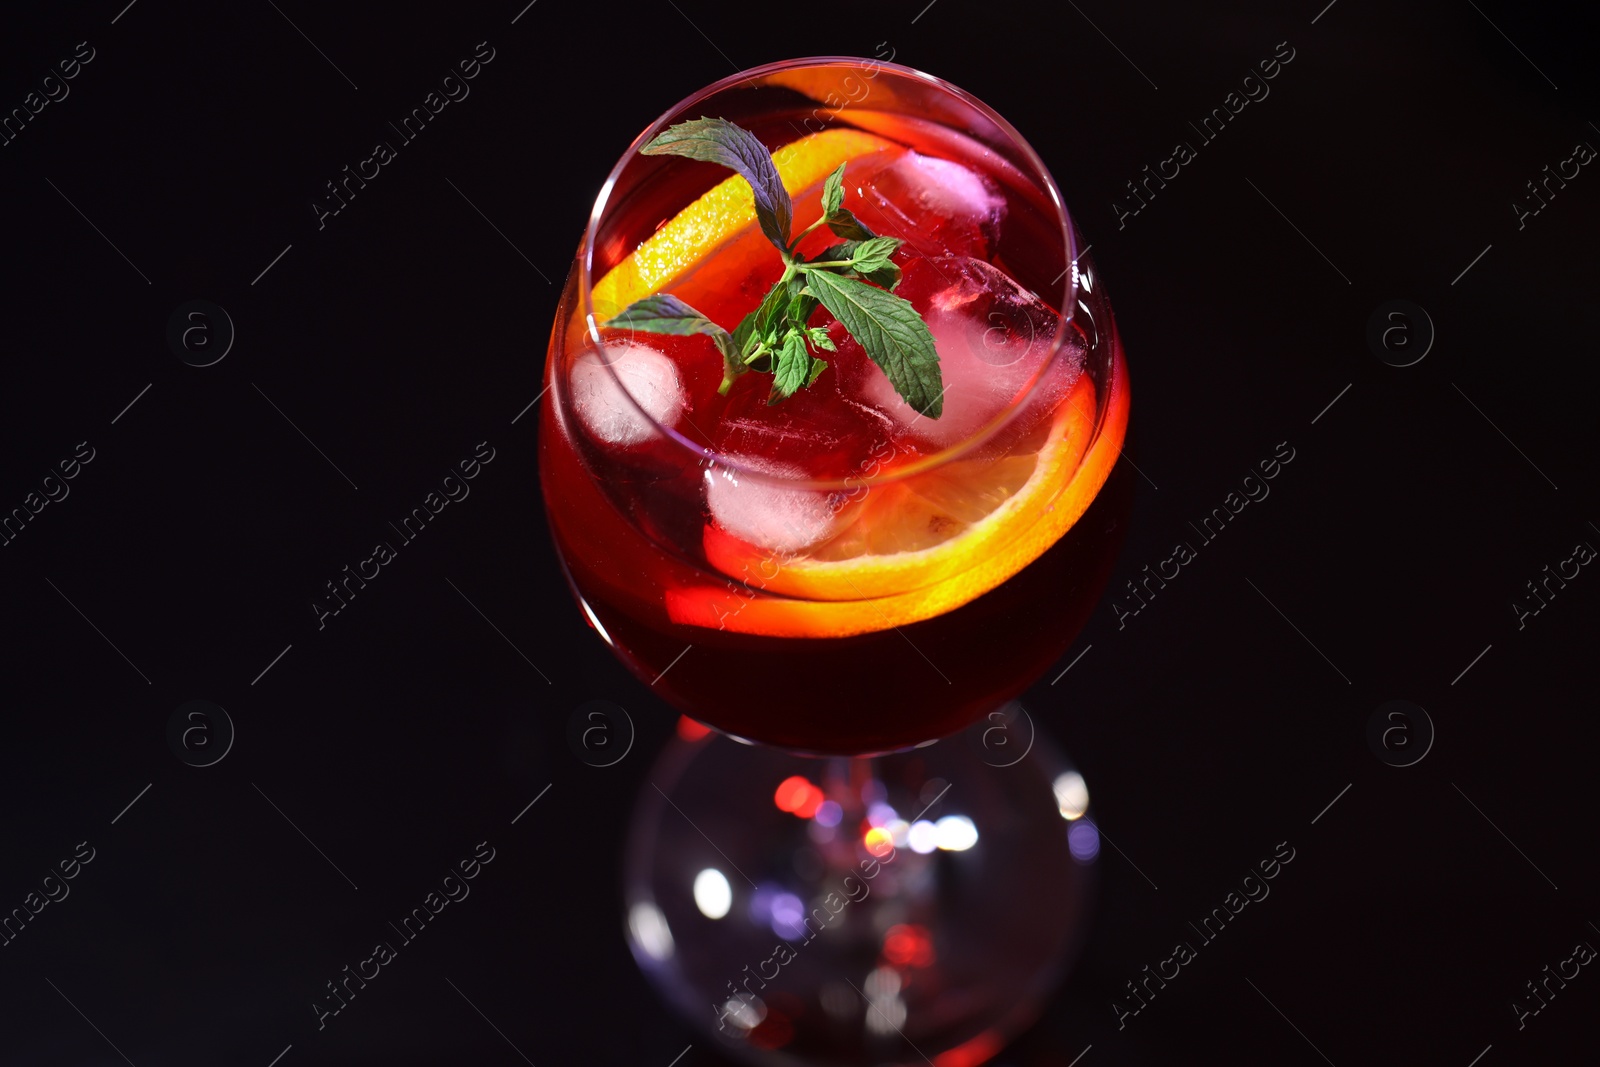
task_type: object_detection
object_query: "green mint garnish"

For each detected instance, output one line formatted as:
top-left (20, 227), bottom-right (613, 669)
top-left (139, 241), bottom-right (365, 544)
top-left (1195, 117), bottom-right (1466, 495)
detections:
top-left (771, 331), bottom-right (815, 402)
top-left (605, 293), bottom-right (739, 368)
top-left (816, 240), bottom-right (902, 290)
top-left (819, 161), bottom-right (877, 241)
top-left (805, 270), bottom-right (942, 417)
top-left (604, 118), bottom-right (944, 417)
top-left (838, 236), bottom-right (901, 276)
top-left (640, 117), bottom-right (794, 257)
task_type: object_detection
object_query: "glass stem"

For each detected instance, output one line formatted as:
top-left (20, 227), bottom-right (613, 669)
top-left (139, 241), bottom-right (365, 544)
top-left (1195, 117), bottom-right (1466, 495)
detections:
top-left (823, 756), bottom-right (883, 824)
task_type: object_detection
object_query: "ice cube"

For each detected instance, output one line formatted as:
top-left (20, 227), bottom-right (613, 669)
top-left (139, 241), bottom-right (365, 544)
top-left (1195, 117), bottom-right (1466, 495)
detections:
top-left (712, 370), bottom-right (896, 482)
top-left (570, 342), bottom-right (686, 447)
top-left (704, 455), bottom-right (845, 553)
top-left (850, 255), bottom-right (1081, 450)
top-left (859, 152), bottom-right (1007, 257)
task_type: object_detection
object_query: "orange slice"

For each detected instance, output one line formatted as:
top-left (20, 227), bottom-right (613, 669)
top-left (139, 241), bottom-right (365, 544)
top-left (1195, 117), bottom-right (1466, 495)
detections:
top-left (666, 364), bottom-right (1130, 639)
top-left (590, 128), bottom-right (898, 322)
top-left (705, 381), bottom-right (1091, 602)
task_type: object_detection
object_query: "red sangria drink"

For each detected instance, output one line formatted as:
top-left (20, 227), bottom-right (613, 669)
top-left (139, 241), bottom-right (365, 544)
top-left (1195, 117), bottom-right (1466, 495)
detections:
top-left (540, 60), bottom-right (1129, 755)
top-left (539, 58), bottom-right (1133, 1065)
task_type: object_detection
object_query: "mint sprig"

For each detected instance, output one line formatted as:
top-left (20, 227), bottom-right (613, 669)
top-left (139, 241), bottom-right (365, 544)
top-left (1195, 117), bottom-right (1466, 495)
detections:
top-left (603, 119), bottom-right (944, 416)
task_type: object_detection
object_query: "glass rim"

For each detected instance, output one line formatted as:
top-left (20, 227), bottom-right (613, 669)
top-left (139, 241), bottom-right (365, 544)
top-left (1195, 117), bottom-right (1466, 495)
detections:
top-left (577, 55), bottom-right (1088, 491)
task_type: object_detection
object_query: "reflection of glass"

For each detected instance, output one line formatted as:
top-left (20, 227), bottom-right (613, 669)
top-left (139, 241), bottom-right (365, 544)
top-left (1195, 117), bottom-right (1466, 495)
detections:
top-left (624, 718), bottom-right (1101, 1065)
top-left (538, 57), bottom-right (1131, 1062)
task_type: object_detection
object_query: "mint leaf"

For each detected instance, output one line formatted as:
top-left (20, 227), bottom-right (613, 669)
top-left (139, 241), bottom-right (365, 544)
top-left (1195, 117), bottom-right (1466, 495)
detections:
top-left (817, 161), bottom-right (876, 240)
top-left (606, 292), bottom-right (719, 336)
top-left (769, 331), bottom-right (813, 403)
top-left (807, 270), bottom-right (943, 417)
top-left (734, 273), bottom-right (803, 359)
top-left (805, 358), bottom-right (829, 386)
top-left (643, 117), bottom-right (793, 254)
top-left (606, 292), bottom-right (741, 389)
top-left (860, 260), bottom-right (902, 290)
top-left (826, 206), bottom-right (876, 241)
top-left (848, 236), bottom-right (901, 274)
top-left (817, 241), bottom-right (902, 290)
top-left (821, 162), bottom-right (846, 218)
top-left (607, 293), bottom-right (735, 356)
top-left (786, 283), bottom-right (819, 329)
top-left (731, 304), bottom-right (761, 357)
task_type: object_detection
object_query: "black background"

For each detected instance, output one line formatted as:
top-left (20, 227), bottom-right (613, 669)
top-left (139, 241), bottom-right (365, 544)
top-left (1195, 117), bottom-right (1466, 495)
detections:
top-left (3, 1), bottom-right (1597, 1064)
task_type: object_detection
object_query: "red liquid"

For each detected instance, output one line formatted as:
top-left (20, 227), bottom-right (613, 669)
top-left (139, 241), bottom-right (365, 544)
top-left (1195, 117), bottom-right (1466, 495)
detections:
top-left (539, 112), bottom-right (1130, 754)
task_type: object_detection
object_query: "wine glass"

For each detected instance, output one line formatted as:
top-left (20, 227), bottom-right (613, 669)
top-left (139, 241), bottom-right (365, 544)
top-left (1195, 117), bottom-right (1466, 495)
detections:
top-left (538, 57), bottom-right (1130, 1065)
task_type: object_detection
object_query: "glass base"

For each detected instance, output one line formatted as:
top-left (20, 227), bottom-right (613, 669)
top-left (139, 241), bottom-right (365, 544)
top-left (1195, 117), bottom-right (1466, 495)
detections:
top-left (623, 709), bottom-right (1098, 1066)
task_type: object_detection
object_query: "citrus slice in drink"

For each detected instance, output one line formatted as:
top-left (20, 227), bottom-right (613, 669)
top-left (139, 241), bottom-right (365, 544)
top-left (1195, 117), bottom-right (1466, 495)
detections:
top-left (703, 375), bottom-right (1094, 600)
top-left (665, 364), bottom-right (1130, 639)
top-left (589, 128), bottom-right (899, 322)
